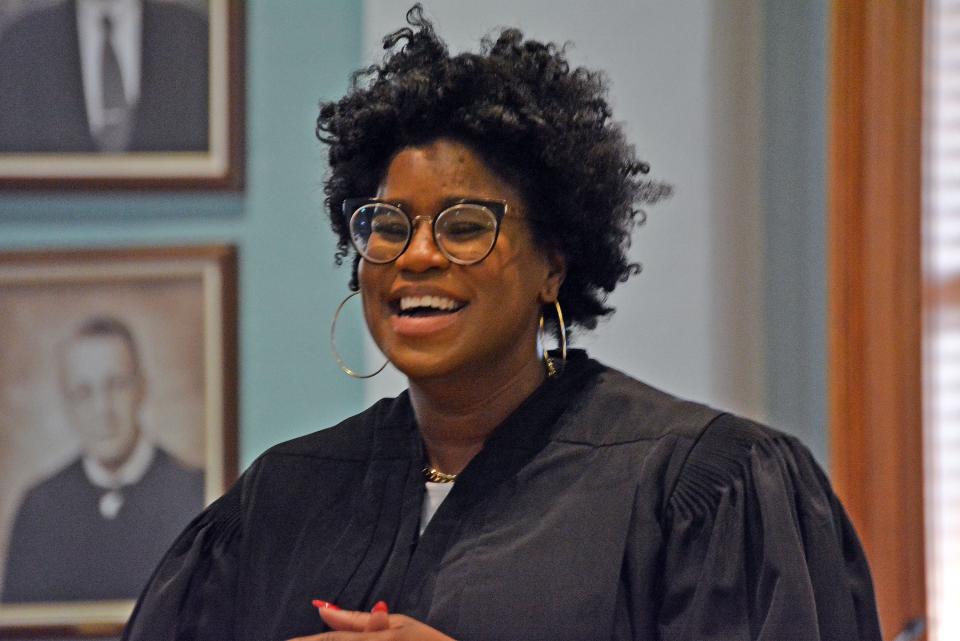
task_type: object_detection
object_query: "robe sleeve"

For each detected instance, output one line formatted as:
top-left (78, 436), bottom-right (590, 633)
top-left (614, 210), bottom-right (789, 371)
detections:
top-left (122, 472), bottom-right (245, 641)
top-left (656, 414), bottom-right (882, 641)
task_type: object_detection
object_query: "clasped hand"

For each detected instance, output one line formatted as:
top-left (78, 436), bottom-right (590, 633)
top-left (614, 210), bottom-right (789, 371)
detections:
top-left (287, 601), bottom-right (456, 641)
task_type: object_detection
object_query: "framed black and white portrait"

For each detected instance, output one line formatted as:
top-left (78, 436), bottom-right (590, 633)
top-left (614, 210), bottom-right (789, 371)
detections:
top-left (0, 245), bottom-right (238, 635)
top-left (0, 0), bottom-right (244, 189)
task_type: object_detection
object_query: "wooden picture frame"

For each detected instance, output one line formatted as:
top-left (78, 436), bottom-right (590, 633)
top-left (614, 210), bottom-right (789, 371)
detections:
top-left (0, 245), bottom-right (238, 636)
top-left (0, 0), bottom-right (244, 190)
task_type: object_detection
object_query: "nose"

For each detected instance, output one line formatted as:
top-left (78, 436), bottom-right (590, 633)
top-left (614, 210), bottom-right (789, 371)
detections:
top-left (394, 217), bottom-right (449, 272)
top-left (88, 386), bottom-right (117, 432)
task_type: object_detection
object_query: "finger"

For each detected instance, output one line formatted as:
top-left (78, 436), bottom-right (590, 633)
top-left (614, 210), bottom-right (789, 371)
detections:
top-left (366, 601), bottom-right (389, 631)
top-left (318, 607), bottom-right (373, 632)
top-left (287, 633), bottom-right (390, 641)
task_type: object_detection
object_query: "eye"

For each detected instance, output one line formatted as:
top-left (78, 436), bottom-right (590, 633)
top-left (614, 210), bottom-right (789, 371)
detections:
top-left (437, 205), bottom-right (497, 243)
top-left (66, 384), bottom-right (92, 403)
top-left (108, 375), bottom-right (136, 393)
top-left (371, 218), bottom-right (409, 242)
top-left (443, 220), bottom-right (489, 239)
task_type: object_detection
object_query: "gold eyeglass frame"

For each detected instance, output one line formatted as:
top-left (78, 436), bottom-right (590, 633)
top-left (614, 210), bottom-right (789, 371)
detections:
top-left (343, 197), bottom-right (510, 266)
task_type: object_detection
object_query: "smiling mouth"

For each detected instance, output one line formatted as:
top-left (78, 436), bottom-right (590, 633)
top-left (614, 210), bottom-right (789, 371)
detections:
top-left (392, 295), bottom-right (468, 318)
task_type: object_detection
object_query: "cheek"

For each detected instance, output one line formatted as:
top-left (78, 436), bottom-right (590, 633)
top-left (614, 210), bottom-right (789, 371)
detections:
top-left (68, 398), bottom-right (97, 419)
top-left (360, 290), bottom-right (379, 336)
top-left (357, 259), bottom-right (382, 292)
top-left (117, 393), bottom-right (140, 420)
top-left (71, 408), bottom-right (95, 431)
top-left (357, 263), bottom-right (389, 337)
top-left (485, 243), bottom-right (550, 298)
top-left (357, 263), bottom-right (374, 308)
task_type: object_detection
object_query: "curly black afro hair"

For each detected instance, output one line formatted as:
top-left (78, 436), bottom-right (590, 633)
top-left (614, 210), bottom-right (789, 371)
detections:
top-left (317, 4), bottom-right (670, 332)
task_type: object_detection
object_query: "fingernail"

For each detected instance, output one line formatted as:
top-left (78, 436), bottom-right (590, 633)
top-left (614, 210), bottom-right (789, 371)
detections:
top-left (372, 600), bottom-right (389, 614)
top-left (311, 599), bottom-right (341, 610)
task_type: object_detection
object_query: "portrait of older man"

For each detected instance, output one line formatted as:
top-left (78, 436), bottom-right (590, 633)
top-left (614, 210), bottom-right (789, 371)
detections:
top-left (1, 316), bottom-right (204, 603)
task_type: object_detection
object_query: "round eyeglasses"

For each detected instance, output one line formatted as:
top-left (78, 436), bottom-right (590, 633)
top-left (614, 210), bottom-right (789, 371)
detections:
top-left (344, 198), bottom-right (509, 265)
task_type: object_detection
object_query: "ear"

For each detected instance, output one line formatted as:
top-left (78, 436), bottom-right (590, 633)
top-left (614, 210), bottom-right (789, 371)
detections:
top-left (538, 248), bottom-right (567, 304)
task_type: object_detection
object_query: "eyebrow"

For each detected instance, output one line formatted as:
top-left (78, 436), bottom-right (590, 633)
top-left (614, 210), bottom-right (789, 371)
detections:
top-left (370, 196), bottom-right (494, 209)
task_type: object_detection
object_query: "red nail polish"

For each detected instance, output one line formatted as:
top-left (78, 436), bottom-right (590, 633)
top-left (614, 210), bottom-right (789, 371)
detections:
top-left (372, 600), bottom-right (389, 614)
top-left (311, 599), bottom-right (341, 610)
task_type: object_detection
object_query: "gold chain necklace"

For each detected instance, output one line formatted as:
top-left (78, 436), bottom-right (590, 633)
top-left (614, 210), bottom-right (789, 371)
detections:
top-left (422, 466), bottom-right (457, 483)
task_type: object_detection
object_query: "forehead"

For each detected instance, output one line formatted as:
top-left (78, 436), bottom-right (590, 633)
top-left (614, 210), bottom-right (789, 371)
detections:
top-left (63, 335), bottom-right (135, 374)
top-left (378, 139), bottom-right (522, 205)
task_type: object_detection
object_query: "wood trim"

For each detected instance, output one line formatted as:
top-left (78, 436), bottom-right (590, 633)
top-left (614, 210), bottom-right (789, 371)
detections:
top-left (828, 2), bottom-right (926, 639)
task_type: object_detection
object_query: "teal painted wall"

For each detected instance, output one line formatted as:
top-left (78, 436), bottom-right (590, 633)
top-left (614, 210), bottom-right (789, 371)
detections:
top-left (0, 1), bottom-right (366, 469)
top-left (761, 0), bottom-right (829, 465)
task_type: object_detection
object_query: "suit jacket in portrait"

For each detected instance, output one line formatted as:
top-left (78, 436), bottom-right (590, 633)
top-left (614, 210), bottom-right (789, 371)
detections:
top-left (0, 0), bottom-right (209, 153)
top-left (1, 448), bottom-right (205, 603)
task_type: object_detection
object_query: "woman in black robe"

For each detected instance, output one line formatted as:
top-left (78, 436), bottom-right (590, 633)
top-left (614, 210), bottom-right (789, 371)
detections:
top-left (123, 6), bottom-right (882, 641)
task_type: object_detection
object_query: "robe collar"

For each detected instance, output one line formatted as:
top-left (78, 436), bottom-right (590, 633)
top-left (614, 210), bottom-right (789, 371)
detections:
top-left (327, 351), bottom-right (605, 614)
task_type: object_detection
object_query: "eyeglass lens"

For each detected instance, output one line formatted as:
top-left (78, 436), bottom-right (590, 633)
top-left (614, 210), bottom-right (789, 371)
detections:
top-left (349, 203), bottom-right (498, 264)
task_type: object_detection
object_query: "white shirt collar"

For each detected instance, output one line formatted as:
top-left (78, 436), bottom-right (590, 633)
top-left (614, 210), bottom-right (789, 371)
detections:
top-left (420, 481), bottom-right (454, 536)
top-left (82, 433), bottom-right (155, 490)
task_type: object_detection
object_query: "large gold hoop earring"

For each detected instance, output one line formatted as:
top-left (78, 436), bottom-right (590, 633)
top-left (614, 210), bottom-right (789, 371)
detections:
top-left (330, 291), bottom-right (388, 379)
top-left (538, 300), bottom-right (568, 378)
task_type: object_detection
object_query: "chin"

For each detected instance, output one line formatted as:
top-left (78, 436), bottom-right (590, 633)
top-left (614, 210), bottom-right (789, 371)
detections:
top-left (386, 344), bottom-right (471, 382)
top-left (91, 439), bottom-right (136, 466)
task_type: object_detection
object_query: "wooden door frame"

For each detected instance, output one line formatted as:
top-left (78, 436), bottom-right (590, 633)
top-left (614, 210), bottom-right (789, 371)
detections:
top-left (828, 2), bottom-right (926, 639)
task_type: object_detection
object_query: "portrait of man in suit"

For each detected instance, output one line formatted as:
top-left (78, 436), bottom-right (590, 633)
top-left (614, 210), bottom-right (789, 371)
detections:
top-left (0, 316), bottom-right (205, 603)
top-left (0, 0), bottom-right (209, 153)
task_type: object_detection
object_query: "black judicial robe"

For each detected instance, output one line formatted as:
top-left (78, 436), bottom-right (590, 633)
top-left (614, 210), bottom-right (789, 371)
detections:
top-left (123, 353), bottom-right (881, 641)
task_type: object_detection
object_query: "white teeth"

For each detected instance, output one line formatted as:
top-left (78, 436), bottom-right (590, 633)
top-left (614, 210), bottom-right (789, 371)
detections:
top-left (399, 295), bottom-right (462, 311)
